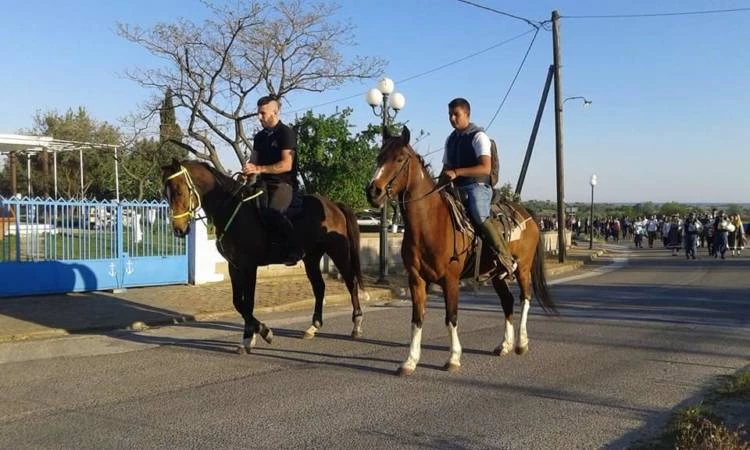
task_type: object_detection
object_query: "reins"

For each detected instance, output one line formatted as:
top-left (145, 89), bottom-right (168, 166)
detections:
top-left (385, 152), bottom-right (448, 205)
top-left (384, 148), bottom-right (470, 261)
top-left (165, 164), bottom-right (263, 241)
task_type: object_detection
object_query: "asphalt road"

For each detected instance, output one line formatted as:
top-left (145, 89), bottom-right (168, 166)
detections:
top-left (1, 245), bottom-right (748, 449)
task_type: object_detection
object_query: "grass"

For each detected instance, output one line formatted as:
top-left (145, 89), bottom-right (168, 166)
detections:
top-left (0, 227), bottom-right (185, 262)
top-left (716, 372), bottom-right (750, 399)
top-left (631, 369), bottom-right (750, 449)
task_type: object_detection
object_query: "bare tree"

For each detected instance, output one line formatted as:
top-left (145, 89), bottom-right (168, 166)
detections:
top-left (117, 0), bottom-right (385, 173)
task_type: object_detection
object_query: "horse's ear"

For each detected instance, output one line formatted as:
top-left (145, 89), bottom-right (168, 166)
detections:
top-left (171, 157), bottom-right (180, 168)
top-left (383, 125), bottom-right (392, 140)
top-left (401, 126), bottom-right (410, 146)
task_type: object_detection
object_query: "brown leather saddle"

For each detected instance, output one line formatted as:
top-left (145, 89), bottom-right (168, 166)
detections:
top-left (442, 186), bottom-right (523, 282)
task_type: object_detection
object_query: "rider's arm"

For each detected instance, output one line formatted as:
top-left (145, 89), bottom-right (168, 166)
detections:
top-left (450, 155), bottom-right (491, 178)
top-left (445, 132), bottom-right (492, 179)
top-left (258, 149), bottom-right (293, 174)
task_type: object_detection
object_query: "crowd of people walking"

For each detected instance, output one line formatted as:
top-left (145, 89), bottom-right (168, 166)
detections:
top-left (574, 210), bottom-right (746, 259)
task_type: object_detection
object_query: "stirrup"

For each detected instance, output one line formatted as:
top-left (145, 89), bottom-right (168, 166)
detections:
top-left (495, 261), bottom-right (517, 281)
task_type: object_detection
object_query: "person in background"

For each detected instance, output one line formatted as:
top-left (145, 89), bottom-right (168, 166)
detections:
top-left (683, 212), bottom-right (702, 260)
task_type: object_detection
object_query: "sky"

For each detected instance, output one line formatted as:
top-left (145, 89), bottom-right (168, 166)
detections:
top-left (1, 0), bottom-right (748, 203)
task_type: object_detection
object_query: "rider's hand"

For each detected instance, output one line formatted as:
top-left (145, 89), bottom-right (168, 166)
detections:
top-left (437, 171), bottom-right (453, 187)
top-left (243, 162), bottom-right (261, 175)
top-left (444, 169), bottom-right (457, 180)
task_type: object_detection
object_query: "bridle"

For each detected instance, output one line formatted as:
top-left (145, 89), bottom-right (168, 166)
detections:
top-left (380, 146), bottom-right (447, 204)
top-left (165, 166), bottom-right (202, 220)
top-left (383, 154), bottom-right (411, 201)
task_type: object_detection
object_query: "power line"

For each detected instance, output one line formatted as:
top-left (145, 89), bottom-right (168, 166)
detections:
top-left (563, 7), bottom-right (750, 19)
top-left (455, 0), bottom-right (542, 28)
top-left (485, 27), bottom-right (540, 131)
top-left (286, 29), bottom-right (535, 116)
top-left (420, 28), bottom-right (540, 160)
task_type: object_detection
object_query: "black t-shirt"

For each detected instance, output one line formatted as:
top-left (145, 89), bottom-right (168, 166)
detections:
top-left (253, 121), bottom-right (298, 187)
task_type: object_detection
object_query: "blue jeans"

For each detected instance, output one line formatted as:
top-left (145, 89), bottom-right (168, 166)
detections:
top-left (457, 183), bottom-right (492, 225)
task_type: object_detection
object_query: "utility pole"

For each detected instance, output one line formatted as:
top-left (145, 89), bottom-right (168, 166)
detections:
top-left (516, 65), bottom-right (554, 196)
top-left (552, 10), bottom-right (566, 263)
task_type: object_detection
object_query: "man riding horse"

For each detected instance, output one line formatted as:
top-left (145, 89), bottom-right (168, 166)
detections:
top-left (440, 98), bottom-right (515, 278)
top-left (242, 95), bottom-right (304, 265)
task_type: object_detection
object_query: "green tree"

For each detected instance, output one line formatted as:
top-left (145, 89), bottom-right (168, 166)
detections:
top-left (117, 0), bottom-right (385, 172)
top-left (119, 89), bottom-right (188, 200)
top-left (495, 182), bottom-right (520, 203)
top-left (29, 108), bottom-right (120, 199)
top-left (660, 201), bottom-right (689, 217)
top-left (292, 109), bottom-right (378, 210)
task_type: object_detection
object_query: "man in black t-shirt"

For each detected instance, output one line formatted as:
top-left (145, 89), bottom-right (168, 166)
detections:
top-left (243, 95), bottom-right (303, 264)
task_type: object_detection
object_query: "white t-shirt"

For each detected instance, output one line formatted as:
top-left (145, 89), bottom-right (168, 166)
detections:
top-left (443, 131), bottom-right (491, 165)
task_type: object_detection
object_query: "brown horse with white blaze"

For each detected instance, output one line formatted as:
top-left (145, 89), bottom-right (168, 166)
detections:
top-left (366, 126), bottom-right (556, 376)
top-left (162, 159), bottom-right (365, 352)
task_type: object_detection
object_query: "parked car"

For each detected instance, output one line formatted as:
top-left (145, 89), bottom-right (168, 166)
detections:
top-left (356, 213), bottom-right (380, 228)
top-left (89, 207), bottom-right (111, 229)
top-left (356, 210), bottom-right (404, 233)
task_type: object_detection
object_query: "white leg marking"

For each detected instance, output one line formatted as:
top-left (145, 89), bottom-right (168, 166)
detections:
top-left (242, 334), bottom-right (257, 350)
top-left (303, 324), bottom-right (318, 339)
top-left (352, 315), bottom-right (364, 338)
top-left (447, 323), bottom-right (462, 368)
top-left (496, 318), bottom-right (514, 356)
top-left (401, 324), bottom-right (422, 372)
top-left (518, 299), bottom-right (531, 351)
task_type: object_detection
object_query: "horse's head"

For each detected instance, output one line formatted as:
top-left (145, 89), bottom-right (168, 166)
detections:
top-left (366, 125), bottom-right (413, 208)
top-left (161, 158), bottom-right (201, 238)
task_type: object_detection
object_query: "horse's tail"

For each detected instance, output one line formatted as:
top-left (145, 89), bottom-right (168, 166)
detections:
top-left (336, 202), bottom-right (365, 290)
top-left (527, 208), bottom-right (558, 315)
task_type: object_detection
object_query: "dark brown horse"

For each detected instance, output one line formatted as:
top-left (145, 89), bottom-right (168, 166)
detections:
top-left (162, 159), bottom-right (364, 352)
top-left (366, 127), bottom-right (556, 376)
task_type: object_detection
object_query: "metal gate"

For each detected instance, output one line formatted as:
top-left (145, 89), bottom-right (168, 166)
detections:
top-left (0, 197), bottom-right (187, 297)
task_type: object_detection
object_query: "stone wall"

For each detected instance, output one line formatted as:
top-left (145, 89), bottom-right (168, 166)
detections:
top-left (193, 225), bottom-right (572, 284)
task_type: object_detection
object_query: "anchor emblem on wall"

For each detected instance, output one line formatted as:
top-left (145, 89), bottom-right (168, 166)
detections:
top-left (125, 260), bottom-right (134, 275)
top-left (108, 262), bottom-right (116, 277)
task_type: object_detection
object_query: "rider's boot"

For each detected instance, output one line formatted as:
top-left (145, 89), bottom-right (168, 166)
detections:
top-left (264, 209), bottom-right (305, 266)
top-left (279, 215), bottom-right (305, 266)
top-left (479, 219), bottom-right (516, 280)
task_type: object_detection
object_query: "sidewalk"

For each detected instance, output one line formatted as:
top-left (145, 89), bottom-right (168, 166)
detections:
top-left (0, 246), bottom-right (604, 343)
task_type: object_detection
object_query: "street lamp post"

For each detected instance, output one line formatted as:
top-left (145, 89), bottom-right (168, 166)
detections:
top-left (366, 77), bottom-right (406, 283)
top-left (564, 96), bottom-right (592, 107)
top-left (589, 174), bottom-right (597, 250)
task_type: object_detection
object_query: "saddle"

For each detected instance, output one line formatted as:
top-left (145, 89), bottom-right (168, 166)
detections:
top-left (237, 180), bottom-right (305, 266)
top-left (443, 185), bottom-right (527, 283)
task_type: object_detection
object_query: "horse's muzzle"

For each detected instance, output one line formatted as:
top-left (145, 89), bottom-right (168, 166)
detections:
top-left (173, 223), bottom-right (190, 238)
top-left (366, 182), bottom-right (385, 208)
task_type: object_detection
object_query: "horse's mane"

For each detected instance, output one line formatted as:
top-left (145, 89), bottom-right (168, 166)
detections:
top-left (382, 136), bottom-right (434, 177)
top-left (187, 160), bottom-right (244, 194)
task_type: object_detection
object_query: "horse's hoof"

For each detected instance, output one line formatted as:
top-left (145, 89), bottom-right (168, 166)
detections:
top-left (515, 345), bottom-right (529, 355)
top-left (237, 346), bottom-right (250, 355)
top-left (260, 327), bottom-right (273, 344)
top-left (303, 326), bottom-right (317, 340)
top-left (443, 362), bottom-right (461, 373)
top-left (351, 329), bottom-right (363, 339)
top-left (396, 366), bottom-right (415, 377)
top-left (493, 346), bottom-right (511, 357)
